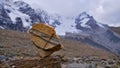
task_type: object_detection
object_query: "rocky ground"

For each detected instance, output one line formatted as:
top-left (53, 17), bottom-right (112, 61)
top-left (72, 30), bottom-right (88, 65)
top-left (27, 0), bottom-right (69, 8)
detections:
top-left (0, 55), bottom-right (61, 68)
top-left (0, 29), bottom-right (120, 68)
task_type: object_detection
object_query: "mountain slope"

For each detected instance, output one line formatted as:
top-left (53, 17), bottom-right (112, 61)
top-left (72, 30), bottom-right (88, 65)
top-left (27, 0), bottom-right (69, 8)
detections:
top-left (63, 12), bottom-right (120, 56)
top-left (0, 29), bottom-right (117, 59)
top-left (111, 27), bottom-right (120, 35)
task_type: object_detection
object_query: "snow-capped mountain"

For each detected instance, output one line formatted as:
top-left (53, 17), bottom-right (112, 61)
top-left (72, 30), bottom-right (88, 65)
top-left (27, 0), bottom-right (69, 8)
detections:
top-left (0, 0), bottom-right (120, 56)
top-left (65, 12), bottom-right (120, 56)
top-left (0, 0), bottom-right (61, 31)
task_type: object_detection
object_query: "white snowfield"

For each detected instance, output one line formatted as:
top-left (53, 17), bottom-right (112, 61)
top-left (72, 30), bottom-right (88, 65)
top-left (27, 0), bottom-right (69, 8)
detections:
top-left (4, 1), bottom-right (31, 27)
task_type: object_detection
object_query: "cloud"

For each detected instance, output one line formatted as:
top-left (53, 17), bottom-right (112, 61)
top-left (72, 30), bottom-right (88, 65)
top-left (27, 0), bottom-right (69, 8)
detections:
top-left (23, 0), bottom-right (83, 16)
top-left (19, 0), bottom-right (120, 26)
top-left (89, 0), bottom-right (120, 26)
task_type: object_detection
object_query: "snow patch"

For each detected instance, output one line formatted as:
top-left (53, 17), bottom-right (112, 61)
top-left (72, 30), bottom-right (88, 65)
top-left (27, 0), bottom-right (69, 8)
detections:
top-left (81, 18), bottom-right (90, 28)
top-left (55, 17), bottom-right (78, 35)
top-left (79, 12), bottom-right (89, 20)
top-left (80, 14), bottom-right (88, 19)
top-left (4, 3), bottom-right (31, 27)
top-left (49, 19), bottom-right (54, 25)
top-left (0, 26), bottom-right (4, 29)
top-left (97, 23), bottom-right (105, 28)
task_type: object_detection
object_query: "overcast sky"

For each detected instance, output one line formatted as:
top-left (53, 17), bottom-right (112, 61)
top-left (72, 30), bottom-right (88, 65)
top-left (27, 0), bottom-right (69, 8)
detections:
top-left (19, 0), bottom-right (120, 27)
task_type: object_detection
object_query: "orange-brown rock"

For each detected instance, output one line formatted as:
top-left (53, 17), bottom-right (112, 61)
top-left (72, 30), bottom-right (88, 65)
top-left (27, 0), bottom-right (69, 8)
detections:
top-left (29, 23), bottom-right (63, 57)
